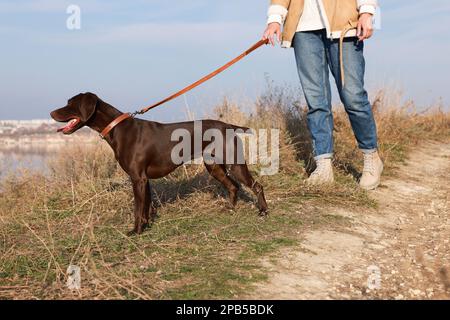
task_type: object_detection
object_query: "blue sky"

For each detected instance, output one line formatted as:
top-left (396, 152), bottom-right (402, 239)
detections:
top-left (0, 0), bottom-right (449, 121)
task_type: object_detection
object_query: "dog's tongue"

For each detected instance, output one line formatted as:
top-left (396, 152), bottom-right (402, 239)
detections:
top-left (57, 119), bottom-right (78, 133)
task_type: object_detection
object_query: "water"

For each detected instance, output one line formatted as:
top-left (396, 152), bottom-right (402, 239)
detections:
top-left (0, 147), bottom-right (51, 181)
top-left (0, 133), bottom-right (95, 182)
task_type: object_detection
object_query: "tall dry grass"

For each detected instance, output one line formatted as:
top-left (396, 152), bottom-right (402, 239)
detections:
top-left (0, 84), bottom-right (449, 299)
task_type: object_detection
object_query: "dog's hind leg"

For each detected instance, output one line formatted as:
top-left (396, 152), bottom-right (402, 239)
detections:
top-left (148, 181), bottom-right (158, 223)
top-left (229, 163), bottom-right (268, 216)
top-left (143, 181), bottom-right (153, 226)
top-left (204, 162), bottom-right (239, 208)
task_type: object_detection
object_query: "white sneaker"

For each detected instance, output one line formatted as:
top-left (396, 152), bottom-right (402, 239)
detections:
top-left (307, 158), bottom-right (334, 185)
top-left (359, 151), bottom-right (384, 190)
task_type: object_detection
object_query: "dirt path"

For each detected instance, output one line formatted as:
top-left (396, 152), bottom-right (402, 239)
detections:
top-left (246, 142), bottom-right (450, 300)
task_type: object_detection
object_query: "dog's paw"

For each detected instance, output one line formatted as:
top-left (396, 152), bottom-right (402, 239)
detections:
top-left (258, 209), bottom-right (269, 217)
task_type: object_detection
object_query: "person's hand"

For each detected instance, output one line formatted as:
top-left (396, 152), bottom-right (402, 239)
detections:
top-left (263, 22), bottom-right (282, 46)
top-left (357, 13), bottom-right (374, 41)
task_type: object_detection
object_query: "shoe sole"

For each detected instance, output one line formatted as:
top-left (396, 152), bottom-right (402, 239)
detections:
top-left (360, 181), bottom-right (380, 191)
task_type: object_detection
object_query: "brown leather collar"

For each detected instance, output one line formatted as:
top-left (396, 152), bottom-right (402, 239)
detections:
top-left (99, 113), bottom-right (132, 139)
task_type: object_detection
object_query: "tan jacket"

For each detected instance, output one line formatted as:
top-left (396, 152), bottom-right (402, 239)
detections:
top-left (268, 0), bottom-right (378, 47)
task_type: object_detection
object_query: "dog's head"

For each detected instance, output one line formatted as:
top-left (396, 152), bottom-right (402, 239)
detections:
top-left (50, 92), bottom-right (98, 134)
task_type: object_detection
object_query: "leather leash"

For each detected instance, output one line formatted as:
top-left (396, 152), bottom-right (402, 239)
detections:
top-left (100, 38), bottom-right (269, 139)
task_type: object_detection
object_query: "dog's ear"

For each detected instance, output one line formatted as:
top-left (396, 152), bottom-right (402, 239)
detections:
top-left (79, 93), bottom-right (98, 122)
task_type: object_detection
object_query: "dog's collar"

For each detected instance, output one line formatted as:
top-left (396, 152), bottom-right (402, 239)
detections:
top-left (99, 113), bottom-right (132, 139)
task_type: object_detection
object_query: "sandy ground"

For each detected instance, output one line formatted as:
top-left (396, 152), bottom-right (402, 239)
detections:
top-left (246, 142), bottom-right (450, 300)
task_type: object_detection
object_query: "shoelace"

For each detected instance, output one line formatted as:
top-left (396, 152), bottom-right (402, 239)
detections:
top-left (363, 153), bottom-right (376, 174)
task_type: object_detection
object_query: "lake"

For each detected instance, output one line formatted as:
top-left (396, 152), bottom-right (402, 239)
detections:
top-left (0, 147), bottom-right (51, 181)
top-left (0, 133), bottom-right (96, 182)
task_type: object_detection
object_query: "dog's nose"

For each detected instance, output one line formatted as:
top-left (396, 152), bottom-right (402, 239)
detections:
top-left (50, 110), bottom-right (59, 120)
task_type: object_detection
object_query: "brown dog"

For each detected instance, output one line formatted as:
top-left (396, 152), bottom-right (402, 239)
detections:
top-left (50, 93), bottom-right (268, 235)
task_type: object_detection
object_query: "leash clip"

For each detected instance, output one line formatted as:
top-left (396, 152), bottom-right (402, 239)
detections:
top-left (130, 111), bottom-right (141, 118)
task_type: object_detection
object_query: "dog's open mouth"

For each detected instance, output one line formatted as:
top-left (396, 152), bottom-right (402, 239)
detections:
top-left (57, 118), bottom-right (80, 134)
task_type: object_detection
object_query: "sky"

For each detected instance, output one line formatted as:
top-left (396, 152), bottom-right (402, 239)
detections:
top-left (0, 0), bottom-right (449, 121)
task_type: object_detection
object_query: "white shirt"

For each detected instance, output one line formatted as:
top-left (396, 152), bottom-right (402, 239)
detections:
top-left (297, 0), bottom-right (325, 32)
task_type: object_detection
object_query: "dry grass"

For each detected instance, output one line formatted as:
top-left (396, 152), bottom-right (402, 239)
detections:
top-left (0, 84), bottom-right (449, 299)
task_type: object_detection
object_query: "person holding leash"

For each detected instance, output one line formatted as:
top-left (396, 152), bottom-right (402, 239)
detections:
top-left (263, 0), bottom-right (383, 190)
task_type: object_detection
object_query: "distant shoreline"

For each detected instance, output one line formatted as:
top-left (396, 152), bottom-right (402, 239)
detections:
top-left (0, 132), bottom-right (97, 153)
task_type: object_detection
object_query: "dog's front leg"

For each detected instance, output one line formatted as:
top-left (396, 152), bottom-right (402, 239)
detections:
top-left (129, 177), bottom-right (150, 235)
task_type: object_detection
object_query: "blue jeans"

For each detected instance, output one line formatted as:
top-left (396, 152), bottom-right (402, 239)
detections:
top-left (292, 29), bottom-right (378, 160)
